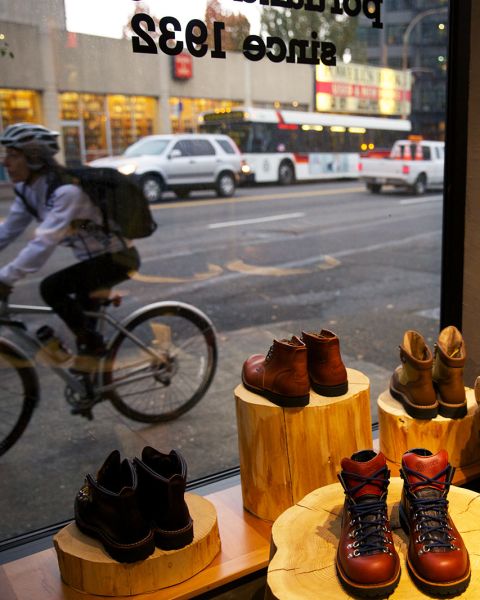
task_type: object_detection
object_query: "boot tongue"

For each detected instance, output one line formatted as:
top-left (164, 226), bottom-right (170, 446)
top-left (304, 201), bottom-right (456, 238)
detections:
top-left (402, 449), bottom-right (449, 496)
top-left (341, 451), bottom-right (387, 500)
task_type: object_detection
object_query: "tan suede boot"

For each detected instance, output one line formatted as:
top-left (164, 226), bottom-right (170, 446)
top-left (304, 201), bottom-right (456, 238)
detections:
top-left (390, 330), bottom-right (438, 419)
top-left (432, 326), bottom-right (467, 419)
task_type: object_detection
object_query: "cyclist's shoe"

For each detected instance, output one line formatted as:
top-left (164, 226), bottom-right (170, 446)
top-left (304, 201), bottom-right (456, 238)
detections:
top-left (133, 447), bottom-right (194, 550)
top-left (74, 450), bottom-right (155, 563)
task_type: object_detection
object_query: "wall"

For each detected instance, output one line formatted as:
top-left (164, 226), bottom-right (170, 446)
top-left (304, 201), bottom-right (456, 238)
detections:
top-left (0, 0), bottom-right (65, 29)
top-left (463, 2), bottom-right (480, 383)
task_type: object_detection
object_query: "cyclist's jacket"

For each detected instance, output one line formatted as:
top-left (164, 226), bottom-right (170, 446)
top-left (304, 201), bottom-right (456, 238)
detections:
top-left (0, 175), bottom-right (131, 284)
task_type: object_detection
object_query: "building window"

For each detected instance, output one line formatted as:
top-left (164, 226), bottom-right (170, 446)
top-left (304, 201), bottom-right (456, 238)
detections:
top-left (0, 89), bottom-right (41, 128)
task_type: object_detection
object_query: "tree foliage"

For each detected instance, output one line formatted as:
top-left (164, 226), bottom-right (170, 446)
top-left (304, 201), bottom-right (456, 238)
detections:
top-left (123, 2), bottom-right (159, 41)
top-left (260, 7), bottom-right (360, 60)
top-left (204, 0), bottom-right (250, 52)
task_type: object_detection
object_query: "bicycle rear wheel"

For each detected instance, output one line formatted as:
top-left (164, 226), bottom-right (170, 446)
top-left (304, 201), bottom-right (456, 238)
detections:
top-left (104, 302), bottom-right (217, 422)
top-left (0, 340), bottom-right (39, 456)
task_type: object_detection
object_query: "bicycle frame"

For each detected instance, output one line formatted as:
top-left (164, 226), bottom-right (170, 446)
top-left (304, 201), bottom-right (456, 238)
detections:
top-left (0, 302), bottom-right (166, 397)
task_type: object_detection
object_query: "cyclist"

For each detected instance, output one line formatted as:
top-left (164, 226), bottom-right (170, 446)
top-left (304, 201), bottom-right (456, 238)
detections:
top-left (0, 122), bottom-right (140, 371)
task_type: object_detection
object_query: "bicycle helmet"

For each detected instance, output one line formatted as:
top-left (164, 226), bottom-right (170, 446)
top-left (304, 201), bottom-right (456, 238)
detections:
top-left (1, 122), bottom-right (60, 170)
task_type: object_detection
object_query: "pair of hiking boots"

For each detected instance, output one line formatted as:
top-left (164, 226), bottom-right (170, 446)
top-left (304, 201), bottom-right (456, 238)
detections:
top-left (390, 326), bottom-right (467, 419)
top-left (336, 448), bottom-right (470, 597)
top-left (242, 329), bottom-right (348, 407)
top-left (74, 447), bottom-right (193, 563)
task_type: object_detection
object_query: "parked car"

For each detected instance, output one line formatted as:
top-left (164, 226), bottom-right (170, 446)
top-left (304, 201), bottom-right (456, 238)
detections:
top-left (358, 139), bottom-right (445, 195)
top-left (89, 133), bottom-right (243, 202)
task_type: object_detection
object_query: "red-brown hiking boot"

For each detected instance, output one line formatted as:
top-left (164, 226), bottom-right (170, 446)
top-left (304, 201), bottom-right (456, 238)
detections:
top-left (336, 450), bottom-right (400, 597)
top-left (433, 326), bottom-right (467, 419)
top-left (390, 330), bottom-right (438, 419)
top-left (400, 448), bottom-right (471, 595)
top-left (242, 336), bottom-right (309, 407)
top-left (302, 329), bottom-right (348, 396)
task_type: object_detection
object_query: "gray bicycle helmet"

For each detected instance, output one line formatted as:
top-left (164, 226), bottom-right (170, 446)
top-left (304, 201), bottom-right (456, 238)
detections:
top-left (0, 122), bottom-right (60, 169)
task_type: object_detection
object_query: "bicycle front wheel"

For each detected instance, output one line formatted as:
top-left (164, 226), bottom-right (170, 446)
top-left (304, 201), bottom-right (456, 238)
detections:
top-left (104, 302), bottom-right (217, 422)
top-left (0, 340), bottom-right (39, 456)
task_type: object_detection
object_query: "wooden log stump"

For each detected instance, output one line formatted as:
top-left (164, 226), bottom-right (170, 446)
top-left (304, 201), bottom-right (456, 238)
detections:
top-left (266, 478), bottom-right (480, 599)
top-left (53, 492), bottom-right (220, 597)
top-left (235, 368), bottom-right (372, 522)
top-left (378, 387), bottom-right (480, 482)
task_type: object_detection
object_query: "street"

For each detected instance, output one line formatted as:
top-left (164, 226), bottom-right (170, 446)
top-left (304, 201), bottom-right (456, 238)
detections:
top-left (0, 180), bottom-right (442, 539)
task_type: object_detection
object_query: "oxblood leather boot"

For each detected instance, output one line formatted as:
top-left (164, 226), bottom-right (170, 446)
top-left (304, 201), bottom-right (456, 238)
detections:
top-left (336, 450), bottom-right (400, 598)
top-left (399, 448), bottom-right (471, 595)
top-left (432, 326), bottom-right (467, 419)
top-left (390, 330), bottom-right (438, 419)
top-left (74, 450), bottom-right (155, 563)
top-left (133, 447), bottom-right (193, 550)
top-left (242, 336), bottom-right (309, 407)
top-left (302, 329), bottom-right (348, 396)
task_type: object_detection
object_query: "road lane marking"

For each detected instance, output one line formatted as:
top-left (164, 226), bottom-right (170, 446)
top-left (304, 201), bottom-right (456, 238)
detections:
top-left (150, 186), bottom-right (364, 210)
top-left (399, 195), bottom-right (442, 205)
top-left (208, 212), bottom-right (305, 229)
top-left (130, 263), bottom-right (223, 284)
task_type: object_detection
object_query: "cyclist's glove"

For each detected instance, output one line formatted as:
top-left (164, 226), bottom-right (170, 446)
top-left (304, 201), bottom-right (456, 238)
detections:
top-left (0, 280), bottom-right (13, 301)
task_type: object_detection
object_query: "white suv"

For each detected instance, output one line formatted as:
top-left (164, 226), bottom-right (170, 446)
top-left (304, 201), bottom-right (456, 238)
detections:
top-left (89, 133), bottom-right (242, 203)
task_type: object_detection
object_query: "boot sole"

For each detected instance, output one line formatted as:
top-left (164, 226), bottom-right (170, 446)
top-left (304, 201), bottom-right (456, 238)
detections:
top-left (154, 518), bottom-right (194, 550)
top-left (311, 380), bottom-right (348, 397)
top-left (335, 550), bottom-right (401, 598)
top-left (242, 377), bottom-right (309, 407)
top-left (75, 510), bottom-right (155, 563)
top-left (389, 384), bottom-right (438, 419)
top-left (437, 399), bottom-right (468, 419)
top-left (399, 503), bottom-right (471, 595)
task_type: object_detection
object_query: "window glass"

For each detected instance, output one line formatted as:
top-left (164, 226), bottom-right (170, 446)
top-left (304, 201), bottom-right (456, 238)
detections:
top-left (0, 0), bottom-right (448, 542)
top-left (190, 139), bottom-right (215, 156)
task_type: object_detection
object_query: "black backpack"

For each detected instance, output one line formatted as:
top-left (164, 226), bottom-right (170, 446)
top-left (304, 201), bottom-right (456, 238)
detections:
top-left (17, 166), bottom-right (157, 240)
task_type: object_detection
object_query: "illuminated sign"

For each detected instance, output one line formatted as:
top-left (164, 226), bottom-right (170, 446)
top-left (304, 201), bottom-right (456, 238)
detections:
top-left (172, 53), bottom-right (193, 80)
top-left (315, 63), bottom-right (412, 117)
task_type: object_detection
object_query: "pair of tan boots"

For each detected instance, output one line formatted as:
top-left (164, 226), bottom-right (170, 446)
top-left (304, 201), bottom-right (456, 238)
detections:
top-left (390, 325), bottom-right (467, 419)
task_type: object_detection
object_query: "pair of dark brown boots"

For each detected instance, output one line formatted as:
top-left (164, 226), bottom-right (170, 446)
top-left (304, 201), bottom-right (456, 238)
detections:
top-left (242, 329), bottom-right (348, 407)
top-left (337, 448), bottom-right (470, 597)
top-left (390, 326), bottom-right (467, 420)
top-left (74, 447), bottom-right (193, 563)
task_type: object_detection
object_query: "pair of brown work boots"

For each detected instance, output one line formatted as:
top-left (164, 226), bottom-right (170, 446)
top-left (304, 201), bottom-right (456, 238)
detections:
top-left (390, 326), bottom-right (467, 420)
top-left (242, 329), bottom-right (348, 407)
top-left (337, 448), bottom-right (470, 597)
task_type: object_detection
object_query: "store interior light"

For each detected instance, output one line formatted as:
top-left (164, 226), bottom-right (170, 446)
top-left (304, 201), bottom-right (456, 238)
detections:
top-left (438, 23), bottom-right (445, 30)
top-left (292, 101), bottom-right (299, 107)
top-left (348, 127), bottom-right (366, 134)
top-left (330, 126), bottom-right (346, 133)
top-left (368, 143), bottom-right (375, 150)
top-left (361, 143), bottom-right (368, 151)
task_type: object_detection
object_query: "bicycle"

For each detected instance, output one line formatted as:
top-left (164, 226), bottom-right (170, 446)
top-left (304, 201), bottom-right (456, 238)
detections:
top-left (0, 295), bottom-right (218, 456)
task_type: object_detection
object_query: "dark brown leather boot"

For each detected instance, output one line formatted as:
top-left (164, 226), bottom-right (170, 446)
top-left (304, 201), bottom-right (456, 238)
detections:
top-left (390, 330), bottom-right (438, 419)
top-left (432, 326), bottom-right (467, 418)
top-left (336, 450), bottom-right (400, 597)
top-left (242, 336), bottom-right (309, 407)
top-left (302, 329), bottom-right (348, 396)
top-left (74, 450), bottom-right (155, 563)
top-left (400, 448), bottom-right (471, 595)
top-left (133, 447), bottom-right (193, 550)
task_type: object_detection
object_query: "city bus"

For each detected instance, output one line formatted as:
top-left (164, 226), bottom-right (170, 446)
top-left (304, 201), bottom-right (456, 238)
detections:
top-left (198, 107), bottom-right (412, 185)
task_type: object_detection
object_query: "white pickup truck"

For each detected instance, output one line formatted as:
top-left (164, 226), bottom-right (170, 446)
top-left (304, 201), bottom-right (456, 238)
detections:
top-left (358, 139), bottom-right (445, 195)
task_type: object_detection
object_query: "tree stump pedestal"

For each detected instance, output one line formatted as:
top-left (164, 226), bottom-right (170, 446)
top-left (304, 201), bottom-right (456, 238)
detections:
top-left (235, 368), bottom-right (372, 522)
top-left (265, 478), bottom-right (480, 599)
top-left (53, 493), bottom-right (220, 596)
top-left (378, 387), bottom-right (480, 483)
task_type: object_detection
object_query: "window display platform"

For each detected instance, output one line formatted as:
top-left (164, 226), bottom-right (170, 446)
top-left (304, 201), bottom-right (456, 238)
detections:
top-left (0, 484), bottom-right (272, 600)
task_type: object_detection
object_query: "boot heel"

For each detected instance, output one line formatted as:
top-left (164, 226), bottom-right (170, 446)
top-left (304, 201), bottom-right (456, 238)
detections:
top-left (312, 380), bottom-right (348, 397)
top-left (438, 400), bottom-right (467, 419)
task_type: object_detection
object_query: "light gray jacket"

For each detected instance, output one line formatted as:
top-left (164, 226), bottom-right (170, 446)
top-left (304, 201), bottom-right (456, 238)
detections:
top-left (0, 175), bottom-right (129, 284)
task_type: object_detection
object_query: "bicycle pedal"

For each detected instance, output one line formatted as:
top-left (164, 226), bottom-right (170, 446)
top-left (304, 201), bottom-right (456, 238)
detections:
top-left (70, 406), bottom-right (94, 420)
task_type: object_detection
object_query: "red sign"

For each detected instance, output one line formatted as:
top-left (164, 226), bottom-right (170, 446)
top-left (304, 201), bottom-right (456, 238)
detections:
top-left (173, 53), bottom-right (193, 80)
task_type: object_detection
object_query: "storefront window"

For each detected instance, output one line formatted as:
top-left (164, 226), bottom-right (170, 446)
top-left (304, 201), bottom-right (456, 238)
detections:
top-left (0, 0), bottom-right (449, 546)
top-left (0, 89), bottom-right (41, 128)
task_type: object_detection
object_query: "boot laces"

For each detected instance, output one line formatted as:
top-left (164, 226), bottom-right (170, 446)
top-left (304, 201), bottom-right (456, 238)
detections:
top-left (401, 464), bottom-right (458, 552)
top-left (265, 344), bottom-right (274, 363)
top-left (338, 467), bottom-right (392, 556)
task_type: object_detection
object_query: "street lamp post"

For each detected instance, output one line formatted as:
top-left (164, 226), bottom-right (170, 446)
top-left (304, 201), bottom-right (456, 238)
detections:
top-left (402, 7), bottom-right (449, 72)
